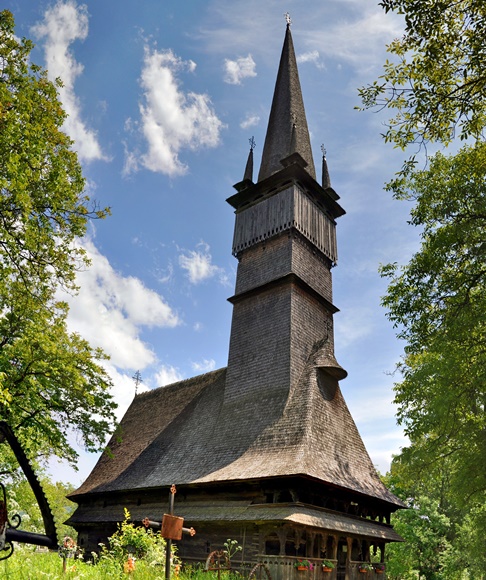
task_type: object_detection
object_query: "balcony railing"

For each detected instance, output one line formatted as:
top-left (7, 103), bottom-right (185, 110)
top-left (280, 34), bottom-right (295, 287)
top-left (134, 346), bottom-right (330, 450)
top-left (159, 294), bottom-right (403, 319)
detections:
top-left (254, 556), bottom-right (385, 580)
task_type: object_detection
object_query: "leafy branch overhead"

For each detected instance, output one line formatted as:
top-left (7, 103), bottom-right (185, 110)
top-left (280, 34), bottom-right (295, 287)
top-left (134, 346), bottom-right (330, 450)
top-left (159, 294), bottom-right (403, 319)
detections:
top-left (0, 10), bottom-right (116, 466)
top-left (359, 0), bottom-right (486, 162)
top-left (0, 10), bottom-right (109, 296)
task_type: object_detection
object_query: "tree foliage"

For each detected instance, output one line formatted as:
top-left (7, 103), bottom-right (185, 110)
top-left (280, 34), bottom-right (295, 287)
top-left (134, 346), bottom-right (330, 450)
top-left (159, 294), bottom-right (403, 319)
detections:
top-left (380, 142), bottom-right (486, 573)
top-left (0, 10), bottom-right (116, 465)
top-left (383, 454), bottom-right (485, 579)
top-left (386, 496), bottom-right (452, 580)
top-left (381, 143), bottom-right (486, 507)
top-left (359, 0), bottom-right (486, 166)
top-left (360, 0), bottom-right (486, 564)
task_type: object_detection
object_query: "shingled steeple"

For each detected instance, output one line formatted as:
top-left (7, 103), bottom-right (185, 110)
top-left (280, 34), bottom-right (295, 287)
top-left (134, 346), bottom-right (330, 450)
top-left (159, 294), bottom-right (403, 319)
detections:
top-left (223, 21), bottom-right (346, 449)
top-left (258, 22), bottom-right (316, 181)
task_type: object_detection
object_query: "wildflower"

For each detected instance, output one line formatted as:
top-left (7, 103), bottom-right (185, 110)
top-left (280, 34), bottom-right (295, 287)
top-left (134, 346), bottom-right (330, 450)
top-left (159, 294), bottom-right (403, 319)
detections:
top-left (124, 556), bottom-right (136, 574)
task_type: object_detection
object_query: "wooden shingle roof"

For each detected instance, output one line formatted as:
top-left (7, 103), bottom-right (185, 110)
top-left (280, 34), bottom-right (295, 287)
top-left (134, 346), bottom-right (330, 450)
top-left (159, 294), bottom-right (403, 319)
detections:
top-left (69, 501), bottom-right (402, 542)
top-left (72, 352), bottom-right (402, 509)
top-left (258, 24), bottom-right (315, 181)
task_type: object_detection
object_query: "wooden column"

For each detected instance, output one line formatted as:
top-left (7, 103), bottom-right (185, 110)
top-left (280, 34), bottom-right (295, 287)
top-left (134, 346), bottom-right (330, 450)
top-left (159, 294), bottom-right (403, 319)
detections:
top-left (277, 528), bottom-right (288, 556)
top-left (345, 538), bottom-right (352, 580)
top-left (320, 533), bottom-right (328, 557)
top-left (331, 535), bottom-right (338, 560)
top-left (308, 531), bottom-right (316, 557)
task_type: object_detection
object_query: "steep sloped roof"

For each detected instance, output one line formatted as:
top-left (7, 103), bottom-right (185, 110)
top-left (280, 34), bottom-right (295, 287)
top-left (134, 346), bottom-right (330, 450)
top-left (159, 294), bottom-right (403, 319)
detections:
top-left (73, 369), bottom-right (226, 496)
top-left (258, 24), bottom-right (315, 181)
top-left (72, 351), bottom-right (402, 508)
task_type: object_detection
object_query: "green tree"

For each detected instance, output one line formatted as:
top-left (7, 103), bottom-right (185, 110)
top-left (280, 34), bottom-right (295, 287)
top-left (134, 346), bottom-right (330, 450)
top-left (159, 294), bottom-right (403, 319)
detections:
top-left (359, 1), bottom-right (486, 569)
top-left (383, 456), bottom-right (471, 580)
top-left (359, 0), bottom-right (486, 158)
top-left (380, 143), bottom-right (486, 506)
top-left (386, 496), bottom-right (453, 580)
top-left (379, 144), bottom-right (486, 572)
top-left (448, 500), bottom-right (486, 578)
top-left (0, 10), bottom-right (116, 464)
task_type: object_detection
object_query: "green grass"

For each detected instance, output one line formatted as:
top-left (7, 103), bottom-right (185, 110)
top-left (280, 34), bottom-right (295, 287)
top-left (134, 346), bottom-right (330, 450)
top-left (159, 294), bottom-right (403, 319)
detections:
top-left (0, 548), bottom-right (170, 579)
top-left (0, 549), bottom-right (242, 580)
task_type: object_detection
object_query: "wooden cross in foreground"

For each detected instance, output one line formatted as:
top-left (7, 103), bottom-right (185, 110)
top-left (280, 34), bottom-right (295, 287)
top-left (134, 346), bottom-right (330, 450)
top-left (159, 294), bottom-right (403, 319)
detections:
top-left (142, 484), bottom-right (196, 580)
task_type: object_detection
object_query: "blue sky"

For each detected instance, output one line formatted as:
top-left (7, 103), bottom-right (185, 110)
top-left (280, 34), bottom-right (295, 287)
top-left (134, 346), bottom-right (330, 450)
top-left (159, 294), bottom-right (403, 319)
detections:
top-left (7, 0), bottom-right (415, 485)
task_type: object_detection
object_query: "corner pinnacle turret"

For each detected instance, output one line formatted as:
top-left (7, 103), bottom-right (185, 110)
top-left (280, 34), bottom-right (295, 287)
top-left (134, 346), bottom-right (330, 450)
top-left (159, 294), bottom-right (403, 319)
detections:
top-left (258, 21), bottom-right (316, 181)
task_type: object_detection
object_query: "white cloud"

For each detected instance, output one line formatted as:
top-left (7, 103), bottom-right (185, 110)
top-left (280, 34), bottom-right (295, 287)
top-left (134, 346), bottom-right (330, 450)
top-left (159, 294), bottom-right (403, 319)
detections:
top-left (334, 305), bottom-right (375, 350)
top-left (240, 114), bottom-right (260, 129)
top-left (155, 262), bottom-right (174, 285)
top-left (154, 365), bottom-right (183, 387)
top-left (63, 239), bottom-right (180, 370)
top-left (192, 359), bottom-right (216, 373)
top-left (297, 50), bottom-right (324, 69)
top-left (122, 143), bottom-right (139, 176)
top-left (306, 9), bottom-right (403, 74)
top-left (178, 242), bottom-right (224, 284)
top-left (349, 387), bottom-right (396, 424)
top-left (223, 54), bottom-right (257, 85)
top-left (199, 1), bottom-right (403, 78)
top-left (125, 46), bottom-right (224, 177)
top-left (32, 0), bottom-right (106, 163)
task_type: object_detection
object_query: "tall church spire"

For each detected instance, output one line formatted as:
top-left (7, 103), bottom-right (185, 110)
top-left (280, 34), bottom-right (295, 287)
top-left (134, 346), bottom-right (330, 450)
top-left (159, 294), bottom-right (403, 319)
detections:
top-left (258, 21), bottom-right (316, 181)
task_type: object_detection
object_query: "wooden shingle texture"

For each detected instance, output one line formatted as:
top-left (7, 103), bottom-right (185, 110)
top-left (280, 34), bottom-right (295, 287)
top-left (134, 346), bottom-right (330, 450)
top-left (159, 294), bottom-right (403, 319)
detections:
top-left (73, 356), bottom-right (400, 508)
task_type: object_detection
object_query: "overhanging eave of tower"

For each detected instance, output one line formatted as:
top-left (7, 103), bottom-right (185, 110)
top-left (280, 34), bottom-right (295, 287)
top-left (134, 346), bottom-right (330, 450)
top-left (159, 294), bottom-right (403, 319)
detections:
top-left (227, 163), bottom-right (345, 219)
top-left (227, 272), bottom-right (339, 315)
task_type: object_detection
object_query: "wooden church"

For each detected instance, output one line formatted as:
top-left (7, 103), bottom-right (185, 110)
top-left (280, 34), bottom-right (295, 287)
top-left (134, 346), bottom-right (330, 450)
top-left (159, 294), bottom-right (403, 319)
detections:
top-left (68, 22), bottom-right (404, 579)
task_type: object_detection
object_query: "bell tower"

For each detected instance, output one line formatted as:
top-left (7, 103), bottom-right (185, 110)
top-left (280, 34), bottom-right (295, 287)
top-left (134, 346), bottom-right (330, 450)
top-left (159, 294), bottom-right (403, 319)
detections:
top-left (224, 22), bottom-right (346, 438)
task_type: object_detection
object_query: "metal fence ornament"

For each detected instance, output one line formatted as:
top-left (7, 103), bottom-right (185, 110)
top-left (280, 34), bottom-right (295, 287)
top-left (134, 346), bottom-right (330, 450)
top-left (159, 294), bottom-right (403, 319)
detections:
top-left (0, 422), bottom-right (58, 560)
top-left (206, 549), bottom-right (232, 580)
top-left (0, 482), bottom-right (21, 561)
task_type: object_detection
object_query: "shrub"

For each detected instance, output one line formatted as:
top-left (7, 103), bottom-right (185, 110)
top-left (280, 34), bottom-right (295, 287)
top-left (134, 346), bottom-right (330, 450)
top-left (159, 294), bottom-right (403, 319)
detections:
top-left (98, 508), bottom-right (177, 575)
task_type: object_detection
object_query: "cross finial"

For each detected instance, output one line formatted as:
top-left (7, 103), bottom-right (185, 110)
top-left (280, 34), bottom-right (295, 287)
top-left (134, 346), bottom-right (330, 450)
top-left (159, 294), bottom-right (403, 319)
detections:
top-left (132, 370), bottom-right (143, 395)
top-left (249, 136), bottom-right (256, 151)
top-left (321, 144), bottom-right (327, 158)
top-left (284, 12), bottom-right (292, 27)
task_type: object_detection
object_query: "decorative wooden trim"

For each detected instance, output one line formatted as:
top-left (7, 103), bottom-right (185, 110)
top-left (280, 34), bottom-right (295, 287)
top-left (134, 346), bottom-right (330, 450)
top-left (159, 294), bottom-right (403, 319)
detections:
top-left (232, 186), bottom-right (338, 264)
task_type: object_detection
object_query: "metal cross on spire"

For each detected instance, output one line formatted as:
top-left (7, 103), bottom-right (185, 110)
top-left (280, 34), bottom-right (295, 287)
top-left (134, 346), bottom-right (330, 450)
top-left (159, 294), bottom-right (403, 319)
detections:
top-left (284, 12), bottom-right (292, 27)
top-left (132, 370), bottom-right (143, 395)
top-left (249, 136), bottom-right (256, 151)
top-left (321, 143), bottom-right (327, 158)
